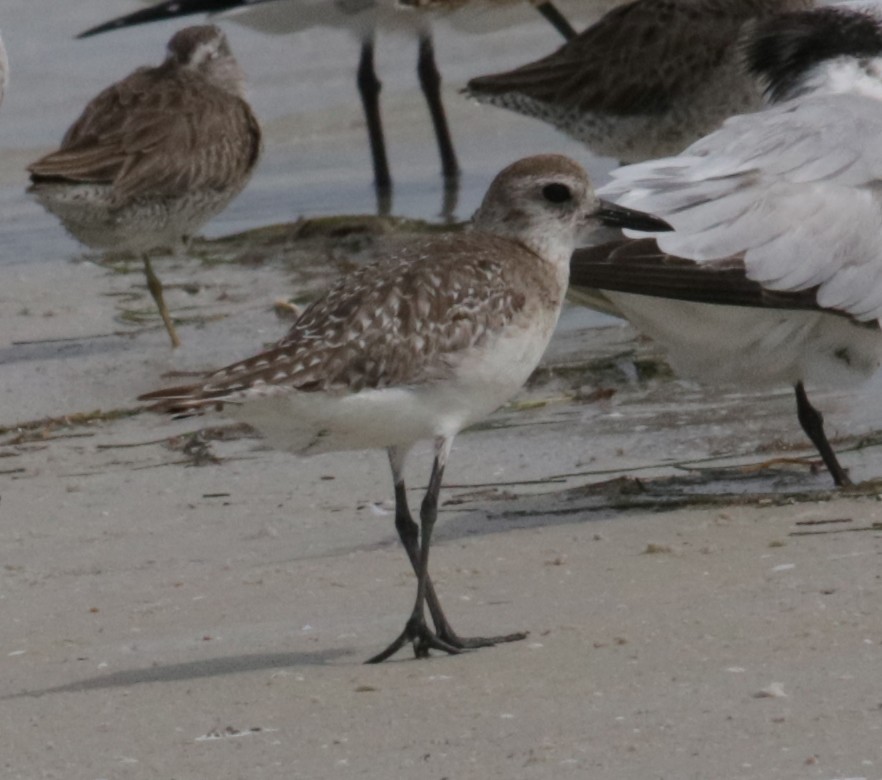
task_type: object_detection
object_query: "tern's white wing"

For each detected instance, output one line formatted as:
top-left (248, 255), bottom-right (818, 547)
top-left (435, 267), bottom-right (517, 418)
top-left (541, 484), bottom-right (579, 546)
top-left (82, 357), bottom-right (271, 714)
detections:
top-left (599, 93), bottom-right (882, 322)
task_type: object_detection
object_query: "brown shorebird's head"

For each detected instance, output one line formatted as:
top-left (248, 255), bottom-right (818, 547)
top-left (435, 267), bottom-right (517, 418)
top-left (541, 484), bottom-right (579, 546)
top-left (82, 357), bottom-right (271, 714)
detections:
top-left (166, 24), bottom-right (245, 96)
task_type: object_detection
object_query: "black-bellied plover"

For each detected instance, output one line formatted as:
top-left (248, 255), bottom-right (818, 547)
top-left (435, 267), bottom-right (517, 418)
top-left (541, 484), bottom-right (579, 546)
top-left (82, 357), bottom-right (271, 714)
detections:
top-left (569, 6), bottom-right (882, 486)
top-left (77, 0), bottom-right (600, 214)
top-left (466, 0), bottom-right (814, 162)
top-left (139, 154), bottom-right (664, 661)
top-left (28, 25), bottom-right (261, 348)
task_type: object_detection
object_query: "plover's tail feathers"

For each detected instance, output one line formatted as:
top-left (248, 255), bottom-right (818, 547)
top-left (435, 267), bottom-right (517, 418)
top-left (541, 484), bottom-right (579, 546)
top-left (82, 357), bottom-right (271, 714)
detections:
top-left (138, 384), bottom-right (224, 416)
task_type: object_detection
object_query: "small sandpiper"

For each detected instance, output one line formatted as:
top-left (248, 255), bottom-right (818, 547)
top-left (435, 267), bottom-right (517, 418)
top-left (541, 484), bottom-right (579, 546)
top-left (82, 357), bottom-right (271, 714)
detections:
top-left (466, 0), bottom-right (813, 162)
top-left (139, 154), bottom-right (664, 662)
top-left (570, 5), bottom-right (882, 486)
top-left (28, 25), bottom-right (261, 348)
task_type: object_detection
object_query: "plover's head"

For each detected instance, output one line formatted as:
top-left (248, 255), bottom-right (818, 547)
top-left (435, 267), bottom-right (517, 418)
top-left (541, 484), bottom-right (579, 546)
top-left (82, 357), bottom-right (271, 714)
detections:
top-left (746, 6), bottom-right (882, 103)
top-left (166, 25), bottom-right (245, 97)
top-left (472, 154), bottom-right (599, 265)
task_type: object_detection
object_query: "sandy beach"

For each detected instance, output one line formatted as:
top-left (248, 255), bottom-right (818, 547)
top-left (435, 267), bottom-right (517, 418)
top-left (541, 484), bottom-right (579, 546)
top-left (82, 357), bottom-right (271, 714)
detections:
top-left (2, 219), bottom-right (882, 780)
top-left (3, 2), bottom-right (882, 778)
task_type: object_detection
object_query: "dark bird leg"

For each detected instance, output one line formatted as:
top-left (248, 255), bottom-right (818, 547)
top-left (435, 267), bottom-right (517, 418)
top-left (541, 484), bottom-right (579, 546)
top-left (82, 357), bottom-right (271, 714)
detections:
top-left (794, 381), bottom-right (852, 487)
top-left (366, 443), bottom-right (527, 664)
top-left (356, 35), bottom-right (392, 215)
top-left (533, 0), bottom-right (577, 40)
top-left (142, 254), bottom-right (180, 348)
top-left (416, 34), bottom-right (459, 219)
top-left (367, 438), bottom-right (459, 663)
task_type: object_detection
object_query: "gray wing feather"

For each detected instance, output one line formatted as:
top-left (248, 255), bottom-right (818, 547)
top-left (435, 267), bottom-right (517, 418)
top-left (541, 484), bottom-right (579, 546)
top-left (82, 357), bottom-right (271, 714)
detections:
top-left (599, 94), bottom-right (882, 321)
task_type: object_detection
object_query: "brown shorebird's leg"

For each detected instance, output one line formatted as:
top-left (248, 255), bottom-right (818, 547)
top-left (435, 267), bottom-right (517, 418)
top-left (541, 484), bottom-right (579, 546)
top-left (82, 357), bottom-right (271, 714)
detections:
top-left (416, 34), bottom-right (460, 195)
top-left (533, 0), bottom-right (577, 40)
top-left (366, 443), bottom-right (526, 663)
top-left (142, 254), bottom-right (180, 348)
top-left (794, 381), bottom-right (852, 487)
top-left (356, 35), bottom-right (392, 215)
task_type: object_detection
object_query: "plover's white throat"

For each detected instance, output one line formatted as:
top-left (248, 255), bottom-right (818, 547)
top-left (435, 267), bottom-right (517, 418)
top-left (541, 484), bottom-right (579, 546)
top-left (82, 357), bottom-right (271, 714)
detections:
top-left (78, 0), bottom-right (593, 215)
top-left (29, 25), bottom-right (261, 348)
top-left (466, 0), bottom-right (813, 163)
top-left (140, 154), bottom-right (657, 662)
top-left (570, 5), bottom-right (882, 486)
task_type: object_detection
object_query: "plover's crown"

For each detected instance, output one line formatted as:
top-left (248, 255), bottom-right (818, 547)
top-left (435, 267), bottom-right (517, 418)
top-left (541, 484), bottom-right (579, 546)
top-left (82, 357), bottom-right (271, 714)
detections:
top-left (140, 154), bottom-right (596, 413)
top-left (747, 6), bottom-right (882, 102)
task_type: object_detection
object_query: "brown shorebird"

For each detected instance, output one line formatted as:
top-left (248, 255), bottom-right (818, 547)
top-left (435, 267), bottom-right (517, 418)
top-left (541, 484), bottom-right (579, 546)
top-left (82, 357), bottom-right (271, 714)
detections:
top-left (570, 6), bottom-right (882, 487)
top-left (139, 154), bottom-right (666, 662)
top-left (28, 25), bottom-right (261, 348)
top-left (466, 0), bottom-right (813, 163)
top-left (77, 0), bottom-right (595, 215)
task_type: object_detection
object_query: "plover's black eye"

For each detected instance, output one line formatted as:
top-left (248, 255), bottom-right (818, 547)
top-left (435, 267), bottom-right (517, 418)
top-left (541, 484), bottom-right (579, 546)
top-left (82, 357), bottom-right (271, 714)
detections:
top-left (542, 183), bottom-right (572, 204)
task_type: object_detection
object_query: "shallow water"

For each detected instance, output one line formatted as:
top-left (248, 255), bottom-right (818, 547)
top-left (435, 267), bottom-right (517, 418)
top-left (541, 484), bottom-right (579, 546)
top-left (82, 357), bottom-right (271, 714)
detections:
top-left (0, 0), bottom-right (610, 269)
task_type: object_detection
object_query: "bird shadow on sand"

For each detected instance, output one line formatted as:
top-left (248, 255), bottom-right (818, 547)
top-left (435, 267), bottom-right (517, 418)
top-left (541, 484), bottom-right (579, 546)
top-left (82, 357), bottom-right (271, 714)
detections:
top-left (4, 648), bottom-right (352, 700)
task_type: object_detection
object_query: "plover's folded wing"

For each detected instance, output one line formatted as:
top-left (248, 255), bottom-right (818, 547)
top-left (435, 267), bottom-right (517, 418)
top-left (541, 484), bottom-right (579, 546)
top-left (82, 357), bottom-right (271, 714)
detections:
top-left (466, 0), bottom-right (756, 115)
top-left (28, 68), bottom-right (260, 208)
top-left (140, 233), bottom-right (553, 411)
top-left (599, 93), bottom-right (882, 322)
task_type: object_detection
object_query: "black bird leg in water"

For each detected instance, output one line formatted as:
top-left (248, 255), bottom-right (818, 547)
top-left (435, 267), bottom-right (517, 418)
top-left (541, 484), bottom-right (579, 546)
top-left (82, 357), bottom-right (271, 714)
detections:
top-left (534, 0), bottom-right (578, 40)
top-left (416, 34), bottom-right (460, 220)
top-left (366, 442), bottom-right (526, 664)
top-left (356, 35), bottom-right (392, 215)
top-left (794, 381), bottom-right (852, 487)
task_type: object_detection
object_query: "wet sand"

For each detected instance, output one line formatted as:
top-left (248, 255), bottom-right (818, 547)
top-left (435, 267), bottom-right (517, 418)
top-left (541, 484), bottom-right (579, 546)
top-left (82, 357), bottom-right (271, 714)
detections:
top-left (3, 222), bottom-right (882, 780)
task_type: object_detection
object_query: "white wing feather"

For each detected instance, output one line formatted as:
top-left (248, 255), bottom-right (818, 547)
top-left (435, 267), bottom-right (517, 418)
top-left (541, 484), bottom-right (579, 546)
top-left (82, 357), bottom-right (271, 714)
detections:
top-left (599, 94), bottom-right (882, 322)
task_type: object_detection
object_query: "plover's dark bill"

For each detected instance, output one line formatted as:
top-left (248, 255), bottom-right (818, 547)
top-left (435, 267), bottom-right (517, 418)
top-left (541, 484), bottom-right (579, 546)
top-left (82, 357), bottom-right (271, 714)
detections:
top-left (139, 154), bottom-right (660, 662)
top-left (77, 0), bottom-right (582, 216)
top-left (465, 0), bottom-right (813, 162)
top-left (28, 25), bottom-right (261, 348)
top-left (569, 6), bottom-right (882, 486)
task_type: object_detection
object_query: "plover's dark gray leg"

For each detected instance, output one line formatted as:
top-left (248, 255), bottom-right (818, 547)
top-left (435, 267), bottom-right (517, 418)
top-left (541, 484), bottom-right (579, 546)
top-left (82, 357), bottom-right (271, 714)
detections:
top-left (142, 254), bottom-right (180, 349)
top-left (368, 439), bottom-right (460, 663)
top-left (369, 440), bottom-right (527, 663)
top-left (356, 35), bottom-right (392, 215)
top-left (794, 382), bottom-right (852, 487)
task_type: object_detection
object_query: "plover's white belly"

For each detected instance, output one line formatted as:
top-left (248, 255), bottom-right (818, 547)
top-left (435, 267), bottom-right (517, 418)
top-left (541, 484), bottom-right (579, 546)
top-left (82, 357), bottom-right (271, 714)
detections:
top-left (607, 292), bottom-right (882, 389)
top-left (231, 311), bottom-right (559, 456)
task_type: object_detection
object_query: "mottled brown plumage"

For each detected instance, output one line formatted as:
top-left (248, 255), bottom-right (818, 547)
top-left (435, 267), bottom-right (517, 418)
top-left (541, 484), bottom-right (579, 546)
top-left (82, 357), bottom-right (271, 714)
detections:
top-left (142, 232), bottom-right (558, 409)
